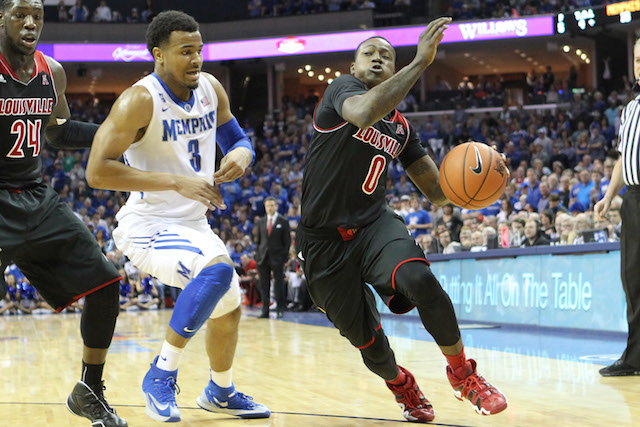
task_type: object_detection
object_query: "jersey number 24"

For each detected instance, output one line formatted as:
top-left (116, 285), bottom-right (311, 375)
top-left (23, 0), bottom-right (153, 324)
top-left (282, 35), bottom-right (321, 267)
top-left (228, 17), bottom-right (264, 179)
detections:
top-left (6, 119), bottom-right (42, 158)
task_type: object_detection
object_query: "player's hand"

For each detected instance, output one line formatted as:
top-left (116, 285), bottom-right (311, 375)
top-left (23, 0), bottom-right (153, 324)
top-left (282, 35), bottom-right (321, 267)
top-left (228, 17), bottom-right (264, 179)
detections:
top-left (491, 144), bottom-right (511, 178)
top-left (415, 17), bottom-right (452, 68)
top-left (594, 197), bottom-right (611, 220)
top-left (174, 176), bottom-right (226, 211)
top-left (214, 147), bottom-right (252, 183)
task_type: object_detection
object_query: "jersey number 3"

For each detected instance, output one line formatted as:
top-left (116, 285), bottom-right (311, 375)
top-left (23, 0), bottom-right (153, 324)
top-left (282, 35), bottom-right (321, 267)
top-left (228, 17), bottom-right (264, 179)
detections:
top-left (362, 154), bottom-right (386, 195)
top-left (188, 139), bottom-right (201, 172)
top-left (6, 119), bottom-right (42, 158)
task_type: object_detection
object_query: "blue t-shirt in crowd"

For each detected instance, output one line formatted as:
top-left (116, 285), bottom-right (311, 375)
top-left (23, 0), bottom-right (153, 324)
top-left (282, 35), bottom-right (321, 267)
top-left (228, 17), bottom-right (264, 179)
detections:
top-left (480, 199), bottom-right (502, 216)
top-left (405, 209), bottom-right (432, 238)
top-left (571, 181), bottom-right (595, 210)
top-left (230, 250), bottom-right (248, 267)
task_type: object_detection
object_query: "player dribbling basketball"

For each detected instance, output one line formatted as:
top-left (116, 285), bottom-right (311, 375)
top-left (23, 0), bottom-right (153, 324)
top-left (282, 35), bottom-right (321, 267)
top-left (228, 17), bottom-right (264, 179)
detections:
top-left (296, 17), bottom-right (507, 422)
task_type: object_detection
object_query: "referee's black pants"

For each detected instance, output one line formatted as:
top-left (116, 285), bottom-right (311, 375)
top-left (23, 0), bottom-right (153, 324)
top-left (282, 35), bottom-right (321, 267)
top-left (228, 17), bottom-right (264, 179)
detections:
top-left (621, 187), bottom-right (640, 368)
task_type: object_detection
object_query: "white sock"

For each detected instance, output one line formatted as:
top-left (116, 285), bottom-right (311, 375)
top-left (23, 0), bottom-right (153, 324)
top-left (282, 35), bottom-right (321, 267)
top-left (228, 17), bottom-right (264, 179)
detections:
top-left (210, 368), bottom-right (233, 388)
top-left (156, 341), bottom-right (184, 372)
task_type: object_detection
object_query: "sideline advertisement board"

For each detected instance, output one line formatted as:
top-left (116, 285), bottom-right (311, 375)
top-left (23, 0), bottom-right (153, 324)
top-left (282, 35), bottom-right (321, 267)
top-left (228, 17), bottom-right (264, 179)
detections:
top-left (374, 249), bottom-right (626, 333)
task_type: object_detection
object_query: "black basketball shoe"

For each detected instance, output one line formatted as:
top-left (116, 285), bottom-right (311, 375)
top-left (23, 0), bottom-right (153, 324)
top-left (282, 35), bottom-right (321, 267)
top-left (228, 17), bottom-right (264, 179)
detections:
top-left (67, 380), bottom-right (128, 426)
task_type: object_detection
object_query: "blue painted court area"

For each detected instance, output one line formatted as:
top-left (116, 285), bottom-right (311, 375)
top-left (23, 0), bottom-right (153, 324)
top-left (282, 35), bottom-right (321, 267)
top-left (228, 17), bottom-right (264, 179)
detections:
top-left (273, 310), bottom-right (627, 366)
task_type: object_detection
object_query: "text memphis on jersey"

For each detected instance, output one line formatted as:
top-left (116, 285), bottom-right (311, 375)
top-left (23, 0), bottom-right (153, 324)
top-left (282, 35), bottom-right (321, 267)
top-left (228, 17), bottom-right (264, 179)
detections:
top-left (162, 111), bottom-right (216, 142)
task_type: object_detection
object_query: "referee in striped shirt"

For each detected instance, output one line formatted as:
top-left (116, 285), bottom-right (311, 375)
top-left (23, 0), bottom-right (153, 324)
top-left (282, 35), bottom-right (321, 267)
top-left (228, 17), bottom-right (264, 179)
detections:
top-left (594, 38), bottom-right (640, 376)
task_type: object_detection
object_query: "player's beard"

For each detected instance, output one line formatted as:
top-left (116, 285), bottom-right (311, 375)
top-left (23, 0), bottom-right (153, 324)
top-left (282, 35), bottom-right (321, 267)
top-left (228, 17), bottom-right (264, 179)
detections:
top-left (186, 81), bottom-right (199, 90)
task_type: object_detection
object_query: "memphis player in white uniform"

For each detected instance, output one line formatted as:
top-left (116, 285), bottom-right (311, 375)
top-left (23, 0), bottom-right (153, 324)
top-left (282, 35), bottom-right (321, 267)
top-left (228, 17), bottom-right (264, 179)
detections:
top-left (87, 11), bottom-right (270, 423)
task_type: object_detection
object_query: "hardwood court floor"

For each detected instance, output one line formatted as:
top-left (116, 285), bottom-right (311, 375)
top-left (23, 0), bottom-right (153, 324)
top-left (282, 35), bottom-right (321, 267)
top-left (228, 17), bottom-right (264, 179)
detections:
top-left (0, 309), bottom-right (639, 426)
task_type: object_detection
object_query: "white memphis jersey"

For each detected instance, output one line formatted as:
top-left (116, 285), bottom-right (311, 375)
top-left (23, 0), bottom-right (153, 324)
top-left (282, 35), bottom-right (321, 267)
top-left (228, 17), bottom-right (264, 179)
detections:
top-left (118, 73), bottom-right (219, 221)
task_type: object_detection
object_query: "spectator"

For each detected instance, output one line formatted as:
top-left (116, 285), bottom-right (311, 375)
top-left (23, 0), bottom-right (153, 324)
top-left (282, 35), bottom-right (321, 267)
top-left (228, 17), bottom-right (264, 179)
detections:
top-left (395, 175), bottom-right (414, 197)
top-left (69, 0), bottom-right (89, 22)
top-left (571, 169), bottom-right (595, 210)
top-left (533, 127), bottom-right (554, 159)
top-left (437, 228), bottom-right (453, 254)
top-left (433, 75), bottom-right (452, 91)
top-left (405, 196), bottom-right (432, 238)
top-left (470, 230), bottom-right (486, 252)
top-left (142, 0), bottom-right (155, 22)
top-left (127, 7), bottom-right (140, 23)
top-left (118, 271), bottom-right (136, 311)
top-left (458, 228), bottom-right (473, 251)
top-left (57, 0), bottom-right (69, 22)
top-left (572, 213), bottom-right (593, 244)
top-left (588, 127), bottom-right (607, 161)
top-left (510, 218), bottom-right (525, 247)
top-left (438, 204), bottom-right (463, 241)
top-left (559, 216), bottom-right (577, 245)
top-left (285, 255), bottom-right (307, 311)
top-left (483, 226), bottom-right (498, 249)
top-left (522, 219), bottom-right (551, 246)
top-left (537, 182), bottom-right (551, 213)
top-left (135, 273), bottom-right (160, 310)
top-left (93, 0), bottom-right (112, 22)
top-left (542, 65), bottom-right (555, 92)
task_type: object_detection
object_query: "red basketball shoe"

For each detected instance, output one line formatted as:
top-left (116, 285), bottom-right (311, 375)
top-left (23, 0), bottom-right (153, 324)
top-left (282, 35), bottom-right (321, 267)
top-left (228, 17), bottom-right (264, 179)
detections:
top-left (386, 366), bottom-right (435, 423)
top-left (446, 359), bottom-right (508, 415)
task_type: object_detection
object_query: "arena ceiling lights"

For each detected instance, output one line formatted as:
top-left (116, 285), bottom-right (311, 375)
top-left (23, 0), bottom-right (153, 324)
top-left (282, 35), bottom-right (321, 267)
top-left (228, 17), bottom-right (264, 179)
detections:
top-left (39, 16), bottom-right (554, 63)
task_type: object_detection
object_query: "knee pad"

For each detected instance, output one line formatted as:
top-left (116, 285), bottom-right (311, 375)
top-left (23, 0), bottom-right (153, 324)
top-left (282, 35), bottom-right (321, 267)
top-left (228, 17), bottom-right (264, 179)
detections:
top-left (81, 281), bottom-right (120, 348)
top-left (169, 262), bottom-right (233, 339)
top-left (394, 261), bottom-right (446, 308)
top-left (359, 329), bottom-right (398, 381)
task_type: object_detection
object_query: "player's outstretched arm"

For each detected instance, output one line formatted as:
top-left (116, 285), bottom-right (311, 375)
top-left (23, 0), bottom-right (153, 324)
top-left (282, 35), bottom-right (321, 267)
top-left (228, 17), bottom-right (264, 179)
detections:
top-left (405, 154), bottom-right (450, 207)
top-left (86, 86), bottom-right (226, 211)
top-left (44, 56), bottom-right (100, 149)
top-left (204, 73), bottom-right (254, 184)
top-left (341, 17), bottom-right (451, 129)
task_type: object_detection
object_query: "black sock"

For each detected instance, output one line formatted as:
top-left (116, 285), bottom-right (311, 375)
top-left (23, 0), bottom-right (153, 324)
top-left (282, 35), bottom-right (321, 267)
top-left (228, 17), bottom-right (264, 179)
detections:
top-left (82, 362), bottom-right (105, 391)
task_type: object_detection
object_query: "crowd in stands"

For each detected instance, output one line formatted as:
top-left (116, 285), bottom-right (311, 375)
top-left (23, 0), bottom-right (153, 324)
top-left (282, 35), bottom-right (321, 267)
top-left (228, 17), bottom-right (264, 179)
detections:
top-left (420, 64), bottom-right (588, 112)
top-left (56, 0), bottom-right (606, 25)
top-left (56, 0), bottom-right (155, 23)
top-left (54, 0), bottom-right (405, 23)
top-left (248, 0), bottom-right (381, 18)
top-left (2, 61), bottom-right (632, 315)
top-left (448, 0), bottom-right (604, 21)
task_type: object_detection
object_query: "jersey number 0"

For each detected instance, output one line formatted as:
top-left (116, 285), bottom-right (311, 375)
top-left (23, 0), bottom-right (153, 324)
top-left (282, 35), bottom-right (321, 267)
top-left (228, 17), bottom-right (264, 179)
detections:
top-left (6, 119), bottom-right (42, 158)
top-left (362, 154), bottom-right (386, 195)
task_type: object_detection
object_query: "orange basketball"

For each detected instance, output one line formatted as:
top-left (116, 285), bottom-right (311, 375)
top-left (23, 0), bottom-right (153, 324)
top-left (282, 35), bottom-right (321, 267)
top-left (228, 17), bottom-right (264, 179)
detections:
top-left (438, 142), bottom-right (508, 210)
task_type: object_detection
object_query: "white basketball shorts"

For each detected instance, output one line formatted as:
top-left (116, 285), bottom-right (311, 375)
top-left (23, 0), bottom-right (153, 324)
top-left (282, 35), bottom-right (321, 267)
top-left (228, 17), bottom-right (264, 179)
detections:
top-left (112, 213), bottom-right (240, 319)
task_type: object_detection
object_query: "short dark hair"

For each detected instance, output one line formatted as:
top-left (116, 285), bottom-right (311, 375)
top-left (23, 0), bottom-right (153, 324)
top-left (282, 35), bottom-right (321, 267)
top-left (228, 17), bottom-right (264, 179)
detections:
top-left (512, 218), bottom-right (525, 227)
top-left (264, 196), bottom-right (277, 204)
top-left (145, 10), bottom-right (198, 54)
top-left (1, 0), bottom-right (43, 11)
top-left (355, 36), bottom-right (395, 60)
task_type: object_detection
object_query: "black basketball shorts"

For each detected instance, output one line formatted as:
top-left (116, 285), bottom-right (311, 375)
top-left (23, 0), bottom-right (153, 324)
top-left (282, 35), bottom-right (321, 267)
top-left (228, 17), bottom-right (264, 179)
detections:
top-left (296, 208), bottom-right (429, 348)
top-left (0, 184), bottom-right (120, 312)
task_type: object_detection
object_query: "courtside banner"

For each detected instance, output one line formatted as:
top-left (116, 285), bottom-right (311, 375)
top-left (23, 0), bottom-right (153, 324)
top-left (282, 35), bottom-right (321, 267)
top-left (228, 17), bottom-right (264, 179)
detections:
top-left (372, 248), bottom-right (627, 333)
top-left (38, 16), bottom-right (554, 62)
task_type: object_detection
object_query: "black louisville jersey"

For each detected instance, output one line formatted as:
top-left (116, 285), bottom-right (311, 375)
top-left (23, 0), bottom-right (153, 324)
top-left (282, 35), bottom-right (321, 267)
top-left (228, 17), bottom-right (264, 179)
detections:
top-left (0, 50), bottom-right (57, 189)
top-left (301, 75), bottom-right (427, 230)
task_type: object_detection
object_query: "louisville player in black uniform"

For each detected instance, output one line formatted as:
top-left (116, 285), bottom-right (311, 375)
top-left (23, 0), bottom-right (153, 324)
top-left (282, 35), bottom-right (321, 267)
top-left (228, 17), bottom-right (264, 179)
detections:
top-left (296, 17), bottom-right (507, 423)
top-left (0, 1), bottom-right (126, 425)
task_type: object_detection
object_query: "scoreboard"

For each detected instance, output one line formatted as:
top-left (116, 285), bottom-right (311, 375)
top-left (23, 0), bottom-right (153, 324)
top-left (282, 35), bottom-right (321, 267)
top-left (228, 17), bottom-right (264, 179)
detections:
top-left (556, 3), bottom-right (640, 34)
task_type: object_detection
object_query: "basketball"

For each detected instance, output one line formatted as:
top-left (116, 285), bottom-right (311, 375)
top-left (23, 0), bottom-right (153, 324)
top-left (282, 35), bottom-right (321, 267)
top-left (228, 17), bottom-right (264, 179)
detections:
top-left (439, 142), bottom-right (508, 210)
